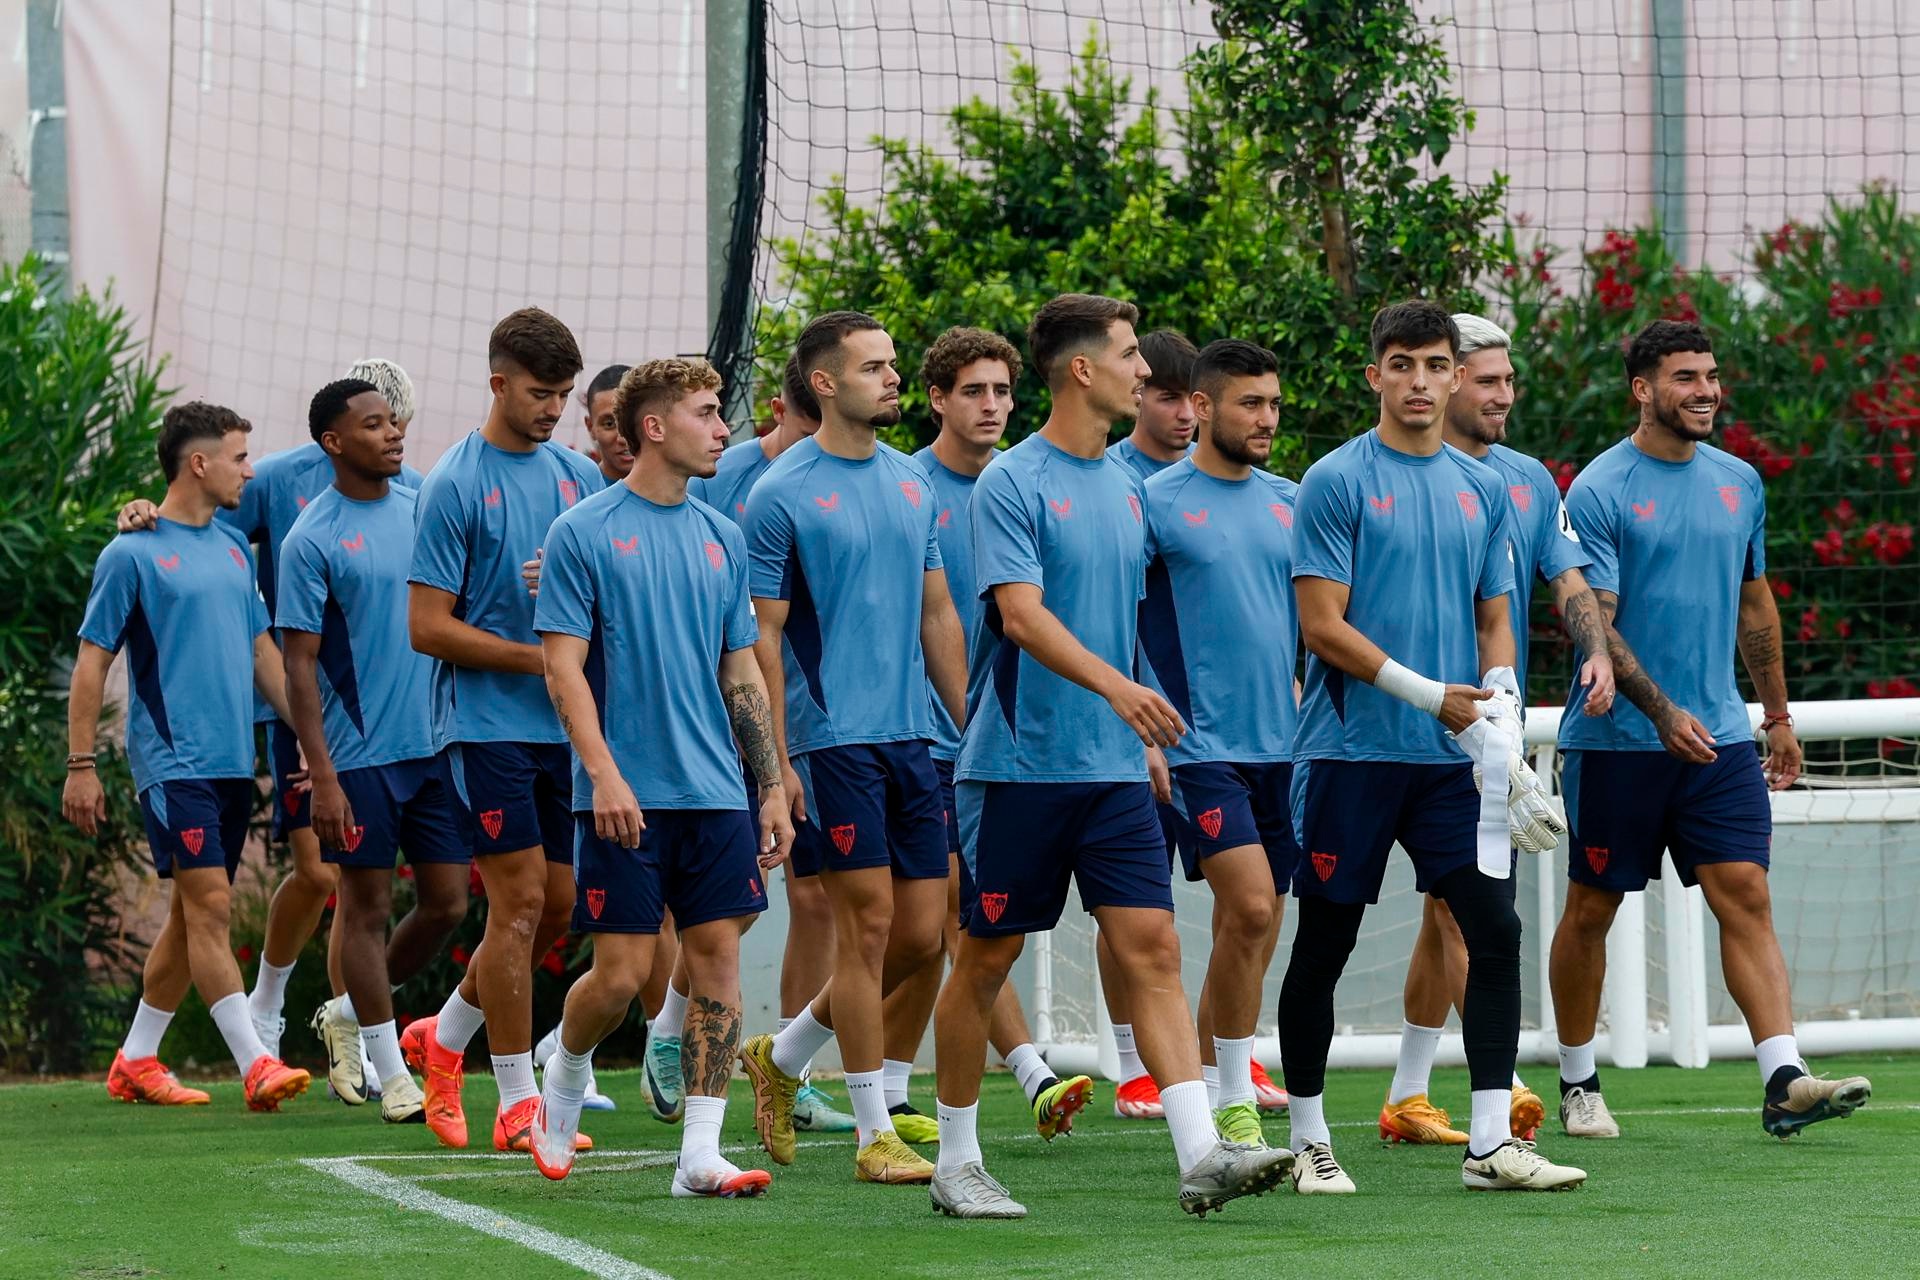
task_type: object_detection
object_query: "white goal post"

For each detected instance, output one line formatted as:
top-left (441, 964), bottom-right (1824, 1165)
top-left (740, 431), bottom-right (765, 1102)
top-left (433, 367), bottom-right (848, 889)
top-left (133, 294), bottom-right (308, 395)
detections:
top-left (1028, 698), bottom-right (1920, 1080)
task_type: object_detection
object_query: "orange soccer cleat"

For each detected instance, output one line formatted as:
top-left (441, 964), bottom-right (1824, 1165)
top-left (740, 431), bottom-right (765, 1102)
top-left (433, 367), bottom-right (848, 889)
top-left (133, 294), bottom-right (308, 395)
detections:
top-left (1113, 1072), bottom-right (1164, 1120)
top-left (243, 1055), bottom-right (312, 1112)
top-left (1378, 1093), bottom-right (1469, 1145)
top-left (1250, 1059), bottom-right (1290, 1112)
top-left (1510, 1083), bottom-right (1547, 1140)
top-left (495, 1096), bottom-right (592, 1153)
top-left (106, 1051), bottom-right (210, 1106)
top-left (404, 1017), bottom-right (471, 1150)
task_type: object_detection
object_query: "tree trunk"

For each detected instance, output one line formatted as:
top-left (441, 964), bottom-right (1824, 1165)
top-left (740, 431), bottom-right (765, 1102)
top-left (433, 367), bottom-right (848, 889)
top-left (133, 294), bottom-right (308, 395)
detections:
top-left (1315, 148), bottom-right (1356, 298)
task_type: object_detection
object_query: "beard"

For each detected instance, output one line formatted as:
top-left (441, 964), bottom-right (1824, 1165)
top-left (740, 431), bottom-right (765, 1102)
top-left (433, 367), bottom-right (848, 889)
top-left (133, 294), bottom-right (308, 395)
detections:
top-left (866, 406), bottom-right (903, 429)
top-left (1450, 408), bottom-right (1507, 446)
top-left (1655, 397), bottom-right (1716, 441)
top-left (1214, 426), bottom-right (1269, 466)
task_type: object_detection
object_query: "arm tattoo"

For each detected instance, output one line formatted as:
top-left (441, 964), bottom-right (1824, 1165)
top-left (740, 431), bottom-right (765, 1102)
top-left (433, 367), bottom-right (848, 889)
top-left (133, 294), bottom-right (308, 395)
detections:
top-left (1593, 590), bottom-right (1678, 728)
top-left (1558, 582), bottom-right (1610, 664)
top-left (551, 690), bottom-right (575, 738)
top-left (725, 681), bottom-right (783, 790)
top-left (1738, 621), bottom-right (1782, 676)
top-left (684, 994), bottom-right (743, 1097)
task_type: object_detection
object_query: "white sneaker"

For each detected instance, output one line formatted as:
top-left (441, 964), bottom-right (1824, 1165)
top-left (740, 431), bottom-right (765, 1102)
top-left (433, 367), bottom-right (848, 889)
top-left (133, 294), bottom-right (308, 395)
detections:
top-left (309, 997), bottom-right (364, 1105)
top-left (252, 1010), bottom-right (286, 1061)
top-left (672, 1155), bottom-right (772, 1198)
top-left (529, 1089), bottom-right (583, 1181)
top-left (1291, 1141), bottom-right (1357, 1194)
top-left (379, 1073), bottom-right (425, 1124)
top-left (1462, 1139), bottom-right (1586, 1191)
top-left (1559, 1086), bottom-right (1620, 1138)
top-left (931, 1162), bottom-right (1027, 1218)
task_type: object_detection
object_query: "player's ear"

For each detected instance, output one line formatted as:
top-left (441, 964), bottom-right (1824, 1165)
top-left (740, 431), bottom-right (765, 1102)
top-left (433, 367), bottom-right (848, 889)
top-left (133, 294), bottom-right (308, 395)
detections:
top-left (1070, 351), bottom-right (1093, 389)
top-left (927, 384), bottom-right (947, 417)
top-left (810, 366), bottom-right (834, 402)
top-left (488, 370), bottom-right (509, 400)
top-left (1364, 363), bottom-right (1384, 394)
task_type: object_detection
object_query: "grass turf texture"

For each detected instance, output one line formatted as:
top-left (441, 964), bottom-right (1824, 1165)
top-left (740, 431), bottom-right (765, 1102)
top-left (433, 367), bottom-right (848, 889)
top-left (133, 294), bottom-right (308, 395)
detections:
top-left (3, 1055), bottom-right (1913, 1279)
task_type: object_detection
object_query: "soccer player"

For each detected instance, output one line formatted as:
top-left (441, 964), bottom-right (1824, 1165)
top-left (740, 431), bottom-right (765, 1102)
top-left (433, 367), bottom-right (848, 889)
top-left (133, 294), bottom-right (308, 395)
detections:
top-left (1137, 339), bottom-right (1300, 1149)
top-left (67, 402), bottom-right (312, 1111)
top-left (689, 355), bottom-right (856, 1135)
top-left (1281, 300), bottom-right (1584, 1194)
top-left (1547, 320), bottom-right (1871, 1139)
top-left (1379, 313), bottom-right (1618, 1145)
top-left (1108, 327), bottom-right (1198, 478)
top-left (116, 357), bottom-right (425, 1067)
top-left (930, 294), bottom-right (1294, 1220)
top-left (579, 362), bottom-right (634, 483)
top-left (529, 358), bottom-right (790, 1196)
top-left (736, 311), bottom-right (969, 1186)
top-left (875, 325), bottom-right (1096, 1143)
top-left (402, 307), bottom-right (604, 1152)
top-left (278, 379), bottom-right (474, 1123)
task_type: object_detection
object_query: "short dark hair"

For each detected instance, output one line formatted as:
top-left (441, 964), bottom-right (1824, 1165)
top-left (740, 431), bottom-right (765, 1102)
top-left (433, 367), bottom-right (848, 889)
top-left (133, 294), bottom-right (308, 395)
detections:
top-left (919, 327), bottom-right (1023, 420)
top-left (1369, 300), bottom-right (1460, 361)
top-left (488, 307), bottom-right (583, 384)
top-left (308, 378), bottom-right (382, 444)
top-left (584, 363), bottom-right (629, 406)
top-left (795, 310), bottom-right (885, 393)
top-left (614, 358), bottom-right (723, 452)
top-left (1191, 339), bottom-right (1280, 403)
top-left (1624, 320), bottom-right (1714, 382)
top-left (158, 401), bottom-right (250, 482)
top-left (1139, 329), bottom-right (1198, 394)
top-left (1027, 293), bottom-right (1140, 386)
top-left (780, 350), bottom-right (822, 423)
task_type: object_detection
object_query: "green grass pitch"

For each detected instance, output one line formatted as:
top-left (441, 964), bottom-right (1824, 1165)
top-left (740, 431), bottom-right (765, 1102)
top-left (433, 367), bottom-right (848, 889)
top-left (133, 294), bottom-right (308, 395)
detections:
top-left (4, 1055), bottom-right (1913, 1279)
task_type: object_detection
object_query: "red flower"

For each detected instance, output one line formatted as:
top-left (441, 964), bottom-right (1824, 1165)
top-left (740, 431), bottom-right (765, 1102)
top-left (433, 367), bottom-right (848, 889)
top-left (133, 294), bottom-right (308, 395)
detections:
top-left (397, 864), bottom-right (415, 881)
top-left (1798, 606), bottom-right (1821, 643)
top-left (1866, 676), bottom-right (1919, 699)
top-left (540, 950), bottom-right (565, 976)
top-left (1813, 528), bottom-right (1851, 566)
top-left (1811, 354), bottom-right (1828, 375)
top-left (1830, 500), bottom-right (1858, 527)
top-left (235, 943), bottom-right (255, 965)
top-left (1836, 618), bottom-right (1854, 639)
top-left (469, 864), bottom-right (486, 898)
top-left (1770, 579), bottom-right (1793, 601)
top-left (450, 945), bottom-right (470, 968)
top-left (1893, 441), bottom-right (1916, 485)
top-left (1860, 521), bottom-right (1915, 565)
top-left (325, 892), bottom-right (337, 911)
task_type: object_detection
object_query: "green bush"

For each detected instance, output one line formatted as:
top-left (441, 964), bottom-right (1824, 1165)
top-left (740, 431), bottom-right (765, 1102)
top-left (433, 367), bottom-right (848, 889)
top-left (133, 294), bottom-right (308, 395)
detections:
top-left (0, 255), bottom-right (172, 1073)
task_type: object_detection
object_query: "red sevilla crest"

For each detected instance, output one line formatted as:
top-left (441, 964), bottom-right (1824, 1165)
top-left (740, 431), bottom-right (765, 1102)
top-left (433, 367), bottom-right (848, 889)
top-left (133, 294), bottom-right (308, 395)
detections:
top-left (1457, 491), bottom-right (1481, 521)
top-left (586, 888), bottom-right (606, 919)
top-left (830, 823), bottom-right (857, 855)
top-left (978, 892), bottom-right (1008, 924)
top-left (1509, 484), bottom-right (1533, 514)
top-left (180, 828), bottom-right (205, 856)
top-left (1311, 851), bottom-right (1337, 881)
top-left (479, 809), bottom-right (505, 841)
top-left (899, 479), bottom-right (922, 507)
top-left (1197, 807), bottom-right (1224, 840)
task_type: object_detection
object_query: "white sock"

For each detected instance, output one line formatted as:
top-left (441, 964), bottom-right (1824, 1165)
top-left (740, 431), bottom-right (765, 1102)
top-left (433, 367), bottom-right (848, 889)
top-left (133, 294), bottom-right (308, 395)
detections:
top-left (363, 1021), bottom-right (406, 1083)
top-left (1201, 1064), bottom-right (1220, 1109)
top-left (845, 1069), bottom-right (891, 1144)
top-left (122, 1000), bottom-right (174, 1060)
top-left (1468, 1087), bottom-right (1509, 1156)
top-left (771, 1005), bottom-right (834, 1079)
top-left (209, 992), bottom-right (269, 1074)
top-left (1390, 1021), bottom-right (1444, 1104)
top-left (1755, 1033), bottom-right (1803, 1085)
top-left (682, 1094), bottom-right (725, 1163)
top-left (654, 981), bottom-right (688, 1040)
top-left (1558, 1038), bottom-right (1598, 1085)
top-left (1512, 1070), bottom-right (1526, 1088)
top-left (336, 993), bottom-right (359, 1024)
top-left (535, 1026), bottom-right (560, 1062)
top-left (1214, 1035), bottom-right (1255, 1109)
top-left (493, 1052), bottom-right (538, 1108)
top-left (435, 989), bottom-right (486, 1053)
top-left (548, 1045), bottom-right (593, 1102)
top-left (1113, 1022), bottom-right (1147, 1082)
top-left (1004, 1043), bottom-right (1052, 1103)
top-left (1289, 1092), bottom-right (1331, 1151)
top-left (935, 1100), bottom-right (981, 1175)
top-left (1160, 1080), bottom-right (1217, 1172)
top-left (883, 1058), bottom-right (913, 1110)
top-left (248, 959), bottom-right (294, 1019)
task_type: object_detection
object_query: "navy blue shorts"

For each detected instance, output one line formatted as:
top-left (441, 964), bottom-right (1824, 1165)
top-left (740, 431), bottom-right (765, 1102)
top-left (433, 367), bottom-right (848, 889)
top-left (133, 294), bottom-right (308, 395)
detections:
top-left (1563, 744), bottom-right (1771, 893)
top-left (267, 720), bottom-right (310, 840)
top-left (802, 741), bottom-right (948, 880)
top-left (934, 757), bottom-right (962, 854)
top-left (450, 741), bottom-right (573, 862)
top-left (958, 780), bottom-right (1173, 936)
top-left (1155, 800), bottom-right (1192, 871)
top-left (1290, 760), bottom-right (1484, 904)
top-left (571, 809), bottom-right (769, 934)
top-left (1170, 760), bottom-right (1302, 888)
top-left (139, 778), bottom-right (254, 881)
top-left (322, 753), bottom-right (472, 868)
top-left (746, 758), bottom-right (825, 879)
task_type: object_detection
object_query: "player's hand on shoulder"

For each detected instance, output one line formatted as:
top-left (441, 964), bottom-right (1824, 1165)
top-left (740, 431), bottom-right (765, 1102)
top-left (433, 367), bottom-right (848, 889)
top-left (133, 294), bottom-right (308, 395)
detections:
top-left (1437, 684), bottom-right (1493, 734)
top-left (593, 772), bottom-right (644, 848)
top-left (1762, 722), bottom-right (1802, 791)
top-left (117, 499), bottom-right (159, 532)
top-left (1108, 680), bottom-right (1185, 748)
top-left (1655, 707), bottom-right (1718, 765)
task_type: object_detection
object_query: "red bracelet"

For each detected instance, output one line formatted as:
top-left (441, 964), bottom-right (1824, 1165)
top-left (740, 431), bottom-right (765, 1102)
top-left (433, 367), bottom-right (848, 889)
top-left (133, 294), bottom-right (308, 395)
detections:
top-left (1760, 711), bottom-right (1793, 731)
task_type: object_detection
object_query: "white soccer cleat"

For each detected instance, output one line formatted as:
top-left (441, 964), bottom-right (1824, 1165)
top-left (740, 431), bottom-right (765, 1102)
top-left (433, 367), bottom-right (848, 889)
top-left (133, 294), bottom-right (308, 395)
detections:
top-left (672, 1155), bottom-right (772, 1199)
top-left (1462, 1139), bottom-right (1586, 1191)
top-left (379, 1073), bottom-right (425, 1124)
top-left (529, 1090), bottom-right (583, 1181)
top-left (1179, 1141), bottom-right (1295, 1217)
top-left (1290, 1141), bottom-right (1357, 1194)
top-left (310, 997), bottom-right (365, 1106)
top-left (930, 1162), bottom-right (1027, 1219)
top-left (1560, 1086), bottom-right (1620, 1138)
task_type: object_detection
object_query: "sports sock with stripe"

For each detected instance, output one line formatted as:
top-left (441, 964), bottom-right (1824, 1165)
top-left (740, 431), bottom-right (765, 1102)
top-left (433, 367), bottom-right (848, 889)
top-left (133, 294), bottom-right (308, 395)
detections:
top-left (1112, 1023), bottom-right (1147, 1082)
top-left (1389, 1021), bottom-right (1444, 1104)
top-left (883, 1058), bottom-right (913, 1109)
top-left (845, 1069), bottom-right (891, 1144)
top-left (363, 1021), bottom-right (406, 1084)
top-left (1160, 1080), bottom-right (1216, 1171)
top-left (771, 1005), bottom-right (833, 1078)
top-left (435, 989), bottom-right (486, 1053)
top-left (934, 1101), bottom-right (980, 1175)
top-left (248, 960), bottom-right (294, 1021)
top-left (123, 999), bottom-right (174, 1060)
top-left (1003, 1043), bottom-right (1053, 1104)
top-left (493, 1052), bottom-right (537, 1108)
top-left (209, 992), bottom-right (270, 1074)
top-left (1214, 1036), bottom-right (1256, 1109)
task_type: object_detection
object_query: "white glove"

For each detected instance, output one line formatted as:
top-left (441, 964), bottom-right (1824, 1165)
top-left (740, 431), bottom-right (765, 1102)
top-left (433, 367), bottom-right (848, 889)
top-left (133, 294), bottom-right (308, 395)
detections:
top-left (1481, 665), bottom-right (1522, 727)
top-left (1455, 717), bottom-right (1565, 856)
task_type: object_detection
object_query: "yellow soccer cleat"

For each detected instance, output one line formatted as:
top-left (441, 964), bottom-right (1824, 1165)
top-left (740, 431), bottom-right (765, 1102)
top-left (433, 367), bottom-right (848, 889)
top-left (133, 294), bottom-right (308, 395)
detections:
top-left (1032, 1074), bottom-right (1094, 1141)
top-left (738, 1033), bottom-right (800, 1165)
top-left (1379, 1093), bottom-right (1469, 1145)
top-left (1510, 1083), bottom-right (1546, 1140)
top-left (854, 1131), bottom-right (935, 1184)
top-left (888, 1104), bottom-right (940, 1144)
top-left (1213, 1100), bottom-right (1268, 1147)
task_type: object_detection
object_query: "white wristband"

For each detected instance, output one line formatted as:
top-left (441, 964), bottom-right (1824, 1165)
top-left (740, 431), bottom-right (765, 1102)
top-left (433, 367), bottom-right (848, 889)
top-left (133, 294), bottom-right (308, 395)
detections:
top-left (1374, 658), bottom-right (1446, 717)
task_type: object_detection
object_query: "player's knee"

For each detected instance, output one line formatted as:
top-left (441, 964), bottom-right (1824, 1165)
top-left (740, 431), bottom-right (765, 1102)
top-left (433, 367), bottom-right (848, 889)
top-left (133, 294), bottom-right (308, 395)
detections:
top-left (1561, 885), bottom-right (1624, 937)
top-left (416, 890), bottom-right (469, 935)
top-left (1120, 921), bottom-right (1183, 984)
top-left (1705, 866), bottom-right (1773, 924)
top-left (1218, 895), bottom-right (1275, 947)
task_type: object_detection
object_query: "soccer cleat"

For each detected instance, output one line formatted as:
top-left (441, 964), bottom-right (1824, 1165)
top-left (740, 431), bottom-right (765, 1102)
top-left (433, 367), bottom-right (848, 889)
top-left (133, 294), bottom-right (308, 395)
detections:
top-left (243, 1055), bottom-right (311, 1112)
top-left (1178, 1141), bottom-right (1295, 1217)
top-left (252, 1010), bottom-right (286, 1061)
top-left (793, 1081), bottom-right (858, 1132)
top-left (495, 1096), bottom-right (592, 1153)
top-left (855, 1131), bottom-right (936, 1184)
top-left (1291, 1142), bottom-right (1356, 1194)
top-left (1462, 1139), bottom-right (1586, 1191)
top-left (106, 1051), bottom-right (210, 1106)
top-left (1214, 1100), bottom-right (1267, 1147)
top-left (529, 1092), bottom-right (583, 1181)
top-left (643, 1031), bottom-right (685, 1124)
top-left (360, 1043), bottom-right (382, 1102)
top-left (537, 1046), bottom-right (617, 1113)
top-left (930, 1162), bottom-right (1027, 1219)
top-left (1510, 1083), bottom-right (1546, 1140)
top-left (889, 1103), bottom-right (941, 1145)
top-left (672, 1157), bottom-right (773, 1199)
top-left (1113, 1072), bottom-right (1164, 1119)
top-left (1032, 1074), bottom-right (1094, 1141)
top-left (739, 1033), bottom-right (800, 1165)
top-left (310, 996), bottom-right (365, 1106)
top-left (1762, 1071), bottom-right (1872, 1138)
top-left (1250, 1059), bottom-right (1289, 1112)
top-left (1379, 1093), bottom-right (1469, 1145)
top-left (379, 1073), bottom-right (426, 1124)
top-left (407, 1017), bottom-right (470, 1150)
top-left (1559, 1085), bottom-right (1620, 1138)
